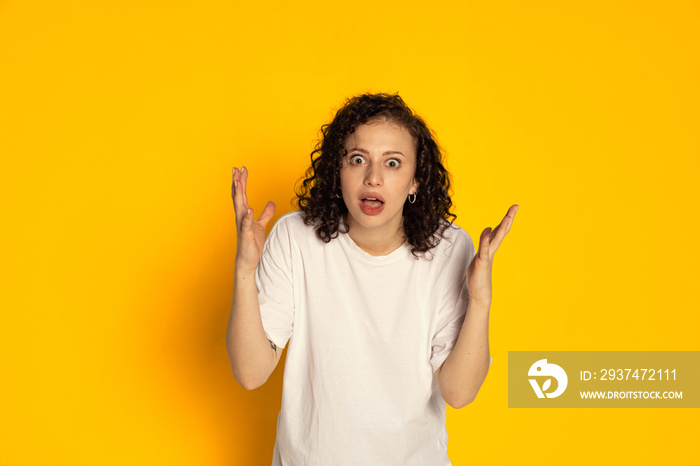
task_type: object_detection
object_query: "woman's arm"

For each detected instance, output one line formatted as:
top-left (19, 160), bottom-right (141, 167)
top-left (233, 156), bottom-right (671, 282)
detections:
top-left (436, 204), bottom-right (518, 408)
top-left (226, 166), bottom-right (280, 390)
top-left (227, 265), bottom-right (282, 390)
top-left (435, 300), bottom-right (490, 408)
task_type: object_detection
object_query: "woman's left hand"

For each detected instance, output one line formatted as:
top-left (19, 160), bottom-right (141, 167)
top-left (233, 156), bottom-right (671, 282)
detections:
top-left (466, 204), bottom-right (519, 309)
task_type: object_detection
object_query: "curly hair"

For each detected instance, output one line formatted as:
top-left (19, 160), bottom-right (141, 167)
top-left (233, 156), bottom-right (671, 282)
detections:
top-left (295, 92), bottom-right (456, 258)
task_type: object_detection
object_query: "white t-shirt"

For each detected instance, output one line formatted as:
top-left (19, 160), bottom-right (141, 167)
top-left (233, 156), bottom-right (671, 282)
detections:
top-left (256, 210), bottom-right (491, 466)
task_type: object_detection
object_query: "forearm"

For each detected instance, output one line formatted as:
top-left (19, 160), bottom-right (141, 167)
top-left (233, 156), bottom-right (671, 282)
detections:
top-left (437, 299), bottom-right (491, 408)
top-left (226, 266), bottom-right (277, 390)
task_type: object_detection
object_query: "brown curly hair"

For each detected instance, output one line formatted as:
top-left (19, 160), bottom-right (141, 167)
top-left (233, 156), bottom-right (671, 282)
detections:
top-left (295, 92), bottom-right (456, 258)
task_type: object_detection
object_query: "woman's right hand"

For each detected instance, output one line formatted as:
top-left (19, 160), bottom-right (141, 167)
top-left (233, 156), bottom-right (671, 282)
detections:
top-left (232, 166), bottom-right (276, 273)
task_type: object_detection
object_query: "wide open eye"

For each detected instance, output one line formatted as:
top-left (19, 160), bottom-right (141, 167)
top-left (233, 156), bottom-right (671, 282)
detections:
top-left (349, 155), bottom-right (365, 165)
top-left (387, 158), bottom-right (401, 168)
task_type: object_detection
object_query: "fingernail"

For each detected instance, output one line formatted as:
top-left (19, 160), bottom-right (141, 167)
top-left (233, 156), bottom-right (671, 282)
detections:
top-left (515, 205), bottom-right (519, 213)
top-left (234, 180), bottom-right (237, 188)
top-left (242, 166), bottom-right (246, 173)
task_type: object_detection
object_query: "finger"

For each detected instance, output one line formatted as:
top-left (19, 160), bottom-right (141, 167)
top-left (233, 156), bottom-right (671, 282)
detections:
top-left (236, 167), bottom-right (252, 214)
top-left (488, 218), bottom-right (508, 252)
top-left (478, 227), bottom-right (492, 260)
top-left (240, 166), bottom-right (249, 211)
top-left (257, 201), bottom-right (276, 228)
top-left (232, 167), bottom-right (241, 199)
top-left (503, 204), bottom-right (518, 235)
top-left (241, 207), bottom-right (254, 231)
top-left (232, 167), bottom-right (240, 217)
top-left (489, 204), bottom-right (518, 252)
top-left (232, 167), bottom-right (247, 226)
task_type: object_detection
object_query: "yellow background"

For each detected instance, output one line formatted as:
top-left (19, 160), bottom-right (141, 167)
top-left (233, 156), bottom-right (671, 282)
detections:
top-left (1, 1), bottom-right (698, 464)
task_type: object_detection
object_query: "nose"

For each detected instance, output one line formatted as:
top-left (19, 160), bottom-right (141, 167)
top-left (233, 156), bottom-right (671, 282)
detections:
top-left (364, 161), bottom-right (383, 187)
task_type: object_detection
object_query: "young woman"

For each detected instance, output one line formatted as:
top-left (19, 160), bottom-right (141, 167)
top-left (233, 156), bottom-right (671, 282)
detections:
top-left (227, 93), bottom-right (517, 465)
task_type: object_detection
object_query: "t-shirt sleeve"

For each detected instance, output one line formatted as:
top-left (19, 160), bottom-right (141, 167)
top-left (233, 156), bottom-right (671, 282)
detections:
top-left (430, 229), bottom-right (493, 372)
top-left (255, 216), bottom-right (295, 350)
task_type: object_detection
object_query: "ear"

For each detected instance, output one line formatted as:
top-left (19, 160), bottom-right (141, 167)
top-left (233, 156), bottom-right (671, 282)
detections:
top-left (410, 178), bottom-right (421, 195)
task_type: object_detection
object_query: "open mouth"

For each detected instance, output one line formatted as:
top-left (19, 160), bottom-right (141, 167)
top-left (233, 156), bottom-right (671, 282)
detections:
top-left (361, 198), bottom-right (384, 208)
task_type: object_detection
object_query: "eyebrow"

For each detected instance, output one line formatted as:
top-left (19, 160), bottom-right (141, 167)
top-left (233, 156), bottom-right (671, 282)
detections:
top-left (346, 148), bottom-right (405, 157)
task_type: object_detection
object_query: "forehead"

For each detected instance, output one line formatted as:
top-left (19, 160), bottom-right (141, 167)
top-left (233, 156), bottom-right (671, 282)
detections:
top-left (343, 119), bottom-right (417, 154)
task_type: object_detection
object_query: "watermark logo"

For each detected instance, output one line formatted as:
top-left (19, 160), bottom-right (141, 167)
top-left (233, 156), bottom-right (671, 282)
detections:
top-left (528, 359), bottom-right (568, 398)
top-left (509, 351), bottom-right (698, 408)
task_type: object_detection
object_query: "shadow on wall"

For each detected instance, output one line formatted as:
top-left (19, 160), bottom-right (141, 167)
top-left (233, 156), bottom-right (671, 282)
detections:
top-left (140, 192), bottom-right (294, 463)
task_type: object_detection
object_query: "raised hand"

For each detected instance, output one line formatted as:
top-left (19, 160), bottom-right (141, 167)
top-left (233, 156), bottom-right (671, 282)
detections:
top-left (231, 166), bottom-right (276, 273)
top-left (466, 204), bottom-right (519, 308)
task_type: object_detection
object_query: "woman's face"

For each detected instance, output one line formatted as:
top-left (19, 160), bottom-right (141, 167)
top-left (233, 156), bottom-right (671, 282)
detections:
top-left (339, 118), bottom-right (420, 238)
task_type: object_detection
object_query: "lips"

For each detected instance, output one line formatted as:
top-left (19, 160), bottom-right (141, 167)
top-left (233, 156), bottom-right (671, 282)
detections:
top-left (358, 192), bottom-right (385, 215)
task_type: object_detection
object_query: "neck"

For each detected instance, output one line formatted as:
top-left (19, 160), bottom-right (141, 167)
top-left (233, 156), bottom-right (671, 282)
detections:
top-left (344, 214), bottom-right (407, 256)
